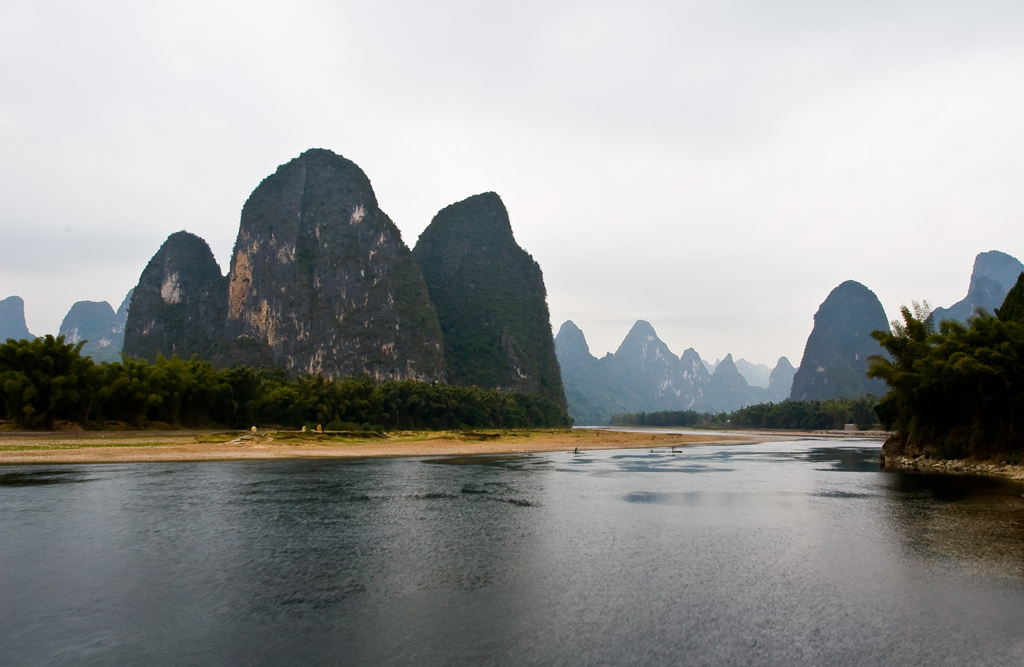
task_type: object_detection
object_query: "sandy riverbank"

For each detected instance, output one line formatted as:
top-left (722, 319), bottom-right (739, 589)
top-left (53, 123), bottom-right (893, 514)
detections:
top-left (0, 428), bottom-right (803, 466)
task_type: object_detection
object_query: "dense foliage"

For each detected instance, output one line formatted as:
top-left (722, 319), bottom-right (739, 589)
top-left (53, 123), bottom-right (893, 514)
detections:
top-left (609, 396), bottom-right (881, 430)
top-left (868, 280), bottom-right (1024, 459)
top-left (0, 336), bottom-right (571, 430)
top-left (413, 192), bottom-right (567, 409)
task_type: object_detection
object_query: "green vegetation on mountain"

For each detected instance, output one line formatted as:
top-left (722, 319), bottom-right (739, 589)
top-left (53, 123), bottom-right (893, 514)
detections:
top-left (124, 231), bottom-right (227, 362)
top-left (223, 148), bottom-right (445, 381)
top-left (869, 281), bottom-right (1024, 461)
top-left (413, 192), bottom-right (566, 409)
top-left (0, 336), bottom-right (568, 430)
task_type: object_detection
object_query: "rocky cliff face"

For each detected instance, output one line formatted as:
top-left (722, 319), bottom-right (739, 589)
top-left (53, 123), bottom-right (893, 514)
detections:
top-left (790, 280), bottom-right (889, 401)
top-left (0, 296), bottom-right (33, 342)
top-left (413, 192), bottom-right (565, 406)
top-left (124, 231), bottom-right (227, 361)
top-left (223, 149), bottom-right (444, 380)
top-left (766, 356), bottom-right (797, 402)
top-left (931, 251), bottom-right (1024, 325)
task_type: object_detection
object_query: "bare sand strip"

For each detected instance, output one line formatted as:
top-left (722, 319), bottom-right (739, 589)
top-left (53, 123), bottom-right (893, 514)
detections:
top-left (0, 428), bottom-right (802, 466)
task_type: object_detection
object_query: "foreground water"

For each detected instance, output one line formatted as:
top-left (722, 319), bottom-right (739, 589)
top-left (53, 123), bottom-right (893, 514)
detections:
top-left (2, 439), bottom-right (1024, 666)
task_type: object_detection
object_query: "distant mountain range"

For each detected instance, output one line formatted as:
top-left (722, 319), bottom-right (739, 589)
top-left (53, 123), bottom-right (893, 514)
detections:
top-left (556, 249), bottom-right (1023, 423)
top-left (554, 319), bottom-right (797, 424)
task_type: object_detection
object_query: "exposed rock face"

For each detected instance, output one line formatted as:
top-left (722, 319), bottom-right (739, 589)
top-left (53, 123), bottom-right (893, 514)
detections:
top-left (60, 301), bottom-right (119, 363)
top-left (932, 251), bottom-right (1024, 325)
top-left (223, 149), bottom-right (444, 380)
top-left (124, 231), bottom-right (227, 361)
top-left (413, 192), bottom-right (565, 406)
top-left (790, 280), bottom-right (889, 401)
top-left (0, 296), bottom-right (33, 341)
top-left (766, 356), bottom-right (797, 402)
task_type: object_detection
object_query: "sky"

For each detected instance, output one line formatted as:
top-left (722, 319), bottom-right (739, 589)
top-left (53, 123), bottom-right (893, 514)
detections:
top-left (1, 0), bottom-right (1022, 368)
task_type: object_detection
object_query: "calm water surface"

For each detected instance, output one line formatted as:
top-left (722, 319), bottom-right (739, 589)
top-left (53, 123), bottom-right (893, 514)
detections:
top-left (3, 438), bottom-right (1024, 666)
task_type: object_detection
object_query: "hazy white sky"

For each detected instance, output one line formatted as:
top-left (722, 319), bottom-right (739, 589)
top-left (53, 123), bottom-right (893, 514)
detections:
top-left (2, 0), bottom-right (1022, 366)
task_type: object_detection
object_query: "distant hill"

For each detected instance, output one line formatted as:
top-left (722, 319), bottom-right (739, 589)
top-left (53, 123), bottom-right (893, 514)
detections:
top-left (555, 319), bottom-right (793, 423)
top-left (790, 280), bottom-right (889, 401)
top-left (0, 296), bottom-right (33, 341)
top-left (766, 357), bottom-right (797, 402)
top-left (734, 358), bottom-right (771, 388)
top-left (56, 289), bottom-right (133, 363)
top-left (413, 192), bottom-right (565, 408)
top-left (60, 300), bottom-right (118, 363)
top-left (931, 251), bottom-right (1024, 325)
top-left (703, 354), bottom-right (765, 413)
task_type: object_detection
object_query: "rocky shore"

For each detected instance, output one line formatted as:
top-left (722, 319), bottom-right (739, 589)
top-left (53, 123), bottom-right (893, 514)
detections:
top-left (882, 454), bottom-right (1024, 482)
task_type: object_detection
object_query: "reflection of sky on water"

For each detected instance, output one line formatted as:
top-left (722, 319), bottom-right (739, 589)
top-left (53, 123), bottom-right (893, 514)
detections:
top-left (2, 440), bottom-right (1024, 665)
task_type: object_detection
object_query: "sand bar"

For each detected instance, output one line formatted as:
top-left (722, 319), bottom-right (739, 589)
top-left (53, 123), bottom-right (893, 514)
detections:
top-left (0, 428), bottom-right (830, 465)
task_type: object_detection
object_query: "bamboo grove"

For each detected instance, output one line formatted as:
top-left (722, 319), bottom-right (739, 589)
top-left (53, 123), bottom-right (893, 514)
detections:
top-left (0, 336), bottom-right (571, 431)
top-left (868, 273), bottom-right (1024, 460)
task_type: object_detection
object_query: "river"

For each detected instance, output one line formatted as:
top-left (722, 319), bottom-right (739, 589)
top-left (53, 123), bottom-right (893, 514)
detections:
top-left (2, 438), bottom-right (1024, 666)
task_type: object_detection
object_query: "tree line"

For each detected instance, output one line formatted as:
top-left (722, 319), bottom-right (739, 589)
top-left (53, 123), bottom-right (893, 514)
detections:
top-left (609, 395), bottom-right (880, 431)
top-left (0, 336), bottom-right (571, 431)
top-left (868, 273), bottom-right (1024, 459)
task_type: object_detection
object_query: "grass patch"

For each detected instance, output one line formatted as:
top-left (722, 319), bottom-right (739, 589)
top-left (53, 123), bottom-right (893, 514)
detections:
top-left (0, 441), bottom-right (176, 452)
top-left (195, 432), bottom-right (248, 443)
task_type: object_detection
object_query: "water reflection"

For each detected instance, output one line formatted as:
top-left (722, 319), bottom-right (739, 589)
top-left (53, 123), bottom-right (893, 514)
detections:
top-left (3, 441), bottom-right (1024, 666)
top-left (881, 465), bottom-right (1024, 580)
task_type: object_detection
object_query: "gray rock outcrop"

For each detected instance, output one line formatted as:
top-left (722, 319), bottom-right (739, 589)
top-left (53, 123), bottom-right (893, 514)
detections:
top-left (222, 148), bottom-right (444, 380)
